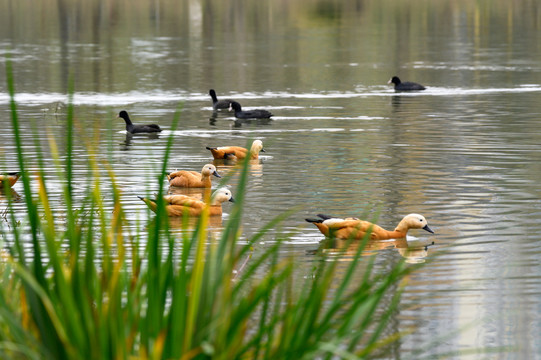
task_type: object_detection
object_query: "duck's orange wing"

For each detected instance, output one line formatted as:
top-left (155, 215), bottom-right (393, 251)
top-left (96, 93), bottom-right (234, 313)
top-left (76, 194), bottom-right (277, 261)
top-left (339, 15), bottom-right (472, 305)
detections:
top-left (326, 219), bottom-right (382, 240)
top-left (228, 147), bottom-right (248, 159)
top-left (0, 173), bottom-right (20, 187)
top-left (161, 195), bottom-right (206, 216)
top-left (164, 195), bottom-right (205, 208)
top-left (168, 171), bottom-right (202, 187)
top-left (207, 146), bottom-right (248, 159)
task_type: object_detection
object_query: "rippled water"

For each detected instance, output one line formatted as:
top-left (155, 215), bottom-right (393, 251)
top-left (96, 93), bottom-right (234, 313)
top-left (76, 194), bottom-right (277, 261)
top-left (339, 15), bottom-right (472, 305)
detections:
top-left (2, 0), bottom-right (541, 358)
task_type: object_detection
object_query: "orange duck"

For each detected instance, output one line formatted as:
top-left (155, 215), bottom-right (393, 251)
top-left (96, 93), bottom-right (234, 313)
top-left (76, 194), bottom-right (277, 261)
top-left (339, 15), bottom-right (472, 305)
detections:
top-left (167, 164), bottom-right (221, 188)
top-left (206, 140), bottom-right (265, 160)
top-left (305, 213), bottom-right (434, 240)
top-left (138, 187), bottom-right (234, 217)
top-left (0, 172), bottom-right (20, 188)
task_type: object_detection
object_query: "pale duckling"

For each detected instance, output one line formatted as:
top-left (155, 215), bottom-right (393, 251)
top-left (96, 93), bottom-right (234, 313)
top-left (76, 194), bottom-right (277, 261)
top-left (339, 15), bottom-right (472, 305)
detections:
top-left (0, 172), bottom-right (21, 188)
top-left (167, 164), bottom-right (221, 188)
top-left (138, 187), bottom-right (234, 217)
top-left (206, 139), bottom-right (265, 160)
top-left (305, 213), bottom-right (434, 240)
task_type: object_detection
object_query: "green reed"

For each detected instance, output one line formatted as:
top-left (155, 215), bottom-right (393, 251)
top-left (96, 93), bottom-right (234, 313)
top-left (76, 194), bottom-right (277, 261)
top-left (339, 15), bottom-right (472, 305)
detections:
top-left (0, 59), bottom-right (421, 359)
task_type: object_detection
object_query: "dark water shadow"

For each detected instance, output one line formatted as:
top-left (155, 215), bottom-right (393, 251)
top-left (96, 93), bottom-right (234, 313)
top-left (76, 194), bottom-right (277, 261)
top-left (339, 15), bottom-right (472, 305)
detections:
top-left (120, 132), bottom-right (161, 150)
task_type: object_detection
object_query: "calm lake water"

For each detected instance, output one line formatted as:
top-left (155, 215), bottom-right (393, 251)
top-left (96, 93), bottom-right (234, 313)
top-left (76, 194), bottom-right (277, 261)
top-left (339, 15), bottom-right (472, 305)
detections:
top-left (2, 0), bottom-right (541, 358)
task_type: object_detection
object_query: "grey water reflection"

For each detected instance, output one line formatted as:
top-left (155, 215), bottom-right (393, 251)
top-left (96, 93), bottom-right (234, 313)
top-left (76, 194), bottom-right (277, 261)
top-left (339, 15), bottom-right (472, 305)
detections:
top-left (1, 0), bottom-right (541, 358)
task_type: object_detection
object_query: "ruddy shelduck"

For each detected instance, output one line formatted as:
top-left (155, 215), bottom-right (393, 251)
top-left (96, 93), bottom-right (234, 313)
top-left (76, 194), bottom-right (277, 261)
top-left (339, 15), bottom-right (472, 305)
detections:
top-left (167, 164), bottom-right (221, 188)
top-left (206, 139), bottom-right (265, 160)
top-left (0, 172), bottom-right (21, 188)
top-left (305, 213), bottom-right (434, 240)
top-left (138, 187), bottom-right (234, 217)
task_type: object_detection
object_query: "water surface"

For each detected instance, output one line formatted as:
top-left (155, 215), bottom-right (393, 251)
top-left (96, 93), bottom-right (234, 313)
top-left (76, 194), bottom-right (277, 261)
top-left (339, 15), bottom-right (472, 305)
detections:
top-left (1, 0), bottom-right (541, 358)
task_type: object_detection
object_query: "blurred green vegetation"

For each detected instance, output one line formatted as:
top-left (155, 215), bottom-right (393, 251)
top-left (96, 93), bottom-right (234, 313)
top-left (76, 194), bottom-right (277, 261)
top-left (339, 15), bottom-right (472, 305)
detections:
top-left (0, 59), bottom-right (424, 359)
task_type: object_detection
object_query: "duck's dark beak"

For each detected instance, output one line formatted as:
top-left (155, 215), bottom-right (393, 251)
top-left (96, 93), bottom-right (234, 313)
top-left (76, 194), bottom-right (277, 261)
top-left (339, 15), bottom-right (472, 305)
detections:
top-left (422, 224), bottom-right (434, 234)
top-left (137, 196), bottom-right (145, 201)
top-left (229, 196), bottom-right (235, 203)
top-left (213, 171), bottom-right (222, 178)
top-left (260, 148), bottom-right (266, 153)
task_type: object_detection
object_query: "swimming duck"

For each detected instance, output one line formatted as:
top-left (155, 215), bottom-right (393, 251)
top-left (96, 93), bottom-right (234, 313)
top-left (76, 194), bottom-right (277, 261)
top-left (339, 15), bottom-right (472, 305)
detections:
top-left (209, 89), bottom-right (233, 110)
top-left (167, 164), bottom-right (221, 188)
top-left (0, 172), bottom-right (21, 187)
top-left (388, 76), bottom-right (426, 91)
top-left (206, 139), bottom-right (265, 160)
top-left (229, 101), bottom-right (273, 119)
top-left (138, 187), bottom-right (234, 217)
top-left (117, 110), bottom-right (162, 134)
top-left (305, 213), bottom-right (434, 240)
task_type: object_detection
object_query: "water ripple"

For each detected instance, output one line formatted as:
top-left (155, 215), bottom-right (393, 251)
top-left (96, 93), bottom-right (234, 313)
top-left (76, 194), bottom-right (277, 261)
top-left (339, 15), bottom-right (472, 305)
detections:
top-left (2, 85), bottom-right (541, 106)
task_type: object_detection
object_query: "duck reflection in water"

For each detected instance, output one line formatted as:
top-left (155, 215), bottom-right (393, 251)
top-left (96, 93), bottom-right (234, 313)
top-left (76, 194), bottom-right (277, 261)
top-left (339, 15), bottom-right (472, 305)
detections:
top-left (121, 132), bottom-right (160, 150)
top-left (209, 110), bottom-right (233, 125)
top-left (0, 188), bottom-right (21, 203)
top-left (233, 117), bottom-right (273, 128)
top-left (209, 112), bottom-right (273, 128)
top-left (167, 212), bottom-right (225, 239)
top-left (318, 237), bottom-right (435, 263)
top-left (211, 159), bottom-right (264, 178)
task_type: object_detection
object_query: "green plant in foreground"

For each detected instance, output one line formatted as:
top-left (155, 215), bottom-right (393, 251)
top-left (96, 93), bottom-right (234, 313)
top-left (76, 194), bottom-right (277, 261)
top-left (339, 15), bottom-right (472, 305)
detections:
top-left (0, 60), bottom-right (419, 360)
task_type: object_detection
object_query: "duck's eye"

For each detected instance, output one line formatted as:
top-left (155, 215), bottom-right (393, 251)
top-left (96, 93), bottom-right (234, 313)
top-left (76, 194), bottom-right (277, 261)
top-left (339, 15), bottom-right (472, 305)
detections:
top-left (419, 219), bottom-right (424, 222)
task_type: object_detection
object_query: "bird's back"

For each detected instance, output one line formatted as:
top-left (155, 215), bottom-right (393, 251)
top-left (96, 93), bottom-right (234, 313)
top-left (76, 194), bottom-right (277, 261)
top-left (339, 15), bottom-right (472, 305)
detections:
top-left (129, 124), bottom-right (162, 134)
top-left (396, 81), bottom-right (425, 91)
top-left (168, 171), bottom-right (208, 187)
top-left (207, 146), bottom-right (248, 160)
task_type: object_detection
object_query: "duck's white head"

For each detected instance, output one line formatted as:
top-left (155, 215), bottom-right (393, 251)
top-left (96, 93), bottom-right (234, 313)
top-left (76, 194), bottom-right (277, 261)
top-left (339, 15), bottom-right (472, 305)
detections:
top-left (201, 164), bottom-right (221, 178)
top-left (397, 213), bottom-right (434, 234)
top-left (250, 140), bottom-right (265, 154)
top-left (211, 187), bottom-right (235, 205)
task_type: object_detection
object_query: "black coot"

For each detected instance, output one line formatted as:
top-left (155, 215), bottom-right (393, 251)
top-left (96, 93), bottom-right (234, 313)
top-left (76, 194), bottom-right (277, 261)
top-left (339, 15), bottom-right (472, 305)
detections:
top-left (229, 101), bottom-right (273, 119)
top-left (117, 111), bottom-right (162, 134)
top-left (209, 89), bottom-right (233, 110)
top-left (388, 76), bottom-right (426, 91)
